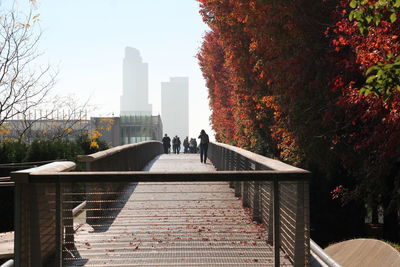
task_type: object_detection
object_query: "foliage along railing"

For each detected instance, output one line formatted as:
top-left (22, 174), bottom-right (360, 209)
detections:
top-left (197, 1), bottom-right (400, 237)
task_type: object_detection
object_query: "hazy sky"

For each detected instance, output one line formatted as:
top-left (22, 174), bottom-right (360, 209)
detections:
top-left (5, 0), bottom-right (214, 139)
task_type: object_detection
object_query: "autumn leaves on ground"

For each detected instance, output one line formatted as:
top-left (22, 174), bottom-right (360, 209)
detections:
top-left (66, 155), bottom-right (286, 266)
top-left (196, 0), bottom-right (400, 245)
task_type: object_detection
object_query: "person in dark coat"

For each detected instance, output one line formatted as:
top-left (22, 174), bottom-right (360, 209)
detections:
top-left (162, 134), bottom-right (171, 154)
top-left (175, 136), bottom-right (181, 154)
top-left (190, 138), bottom-right (197, 153)
top-left (198, 129), bottom-right (209, 163)
top-left (172, 136), bottom-right (177, 154)
top-left (183, 137), bottom-right (189, 153)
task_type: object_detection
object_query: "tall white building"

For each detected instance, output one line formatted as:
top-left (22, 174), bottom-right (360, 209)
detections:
top-left (120, 47), bottom-right (152, 116)
top-left (161, 77), bottom-right (189, 140)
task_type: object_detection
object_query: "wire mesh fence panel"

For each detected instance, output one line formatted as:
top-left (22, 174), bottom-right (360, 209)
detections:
top-left (61, 181), bottom-right (294, 267)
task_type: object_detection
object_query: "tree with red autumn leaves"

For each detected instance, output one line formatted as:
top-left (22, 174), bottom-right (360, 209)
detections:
top-left (197, 0), bottom-right (400, 244)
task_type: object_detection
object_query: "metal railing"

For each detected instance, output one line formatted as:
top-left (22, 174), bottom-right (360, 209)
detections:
top-left (310, 240), bottom-right (341, 267)
top-left (0, 259), bottom-right (14, 267)
top-left (11, 161), bottom-right (76, 267)
top-left (11, 140), bottom-right (312, 266)
top-left (10, 141), bottom-right (163, 267)
top-left (0, 160), bottom-right (68, 235)
top-left (209, 142), bottom-right (310, 266)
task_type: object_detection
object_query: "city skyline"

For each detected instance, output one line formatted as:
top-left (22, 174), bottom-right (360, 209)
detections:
top-left (161, 77), bottom-right (189, 140)
top-left (120, 47), bottom-right (152, 116)
top-left (3, 0), bottom-right (214, 140)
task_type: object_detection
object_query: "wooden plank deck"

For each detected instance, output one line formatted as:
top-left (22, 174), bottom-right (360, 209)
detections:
top-left (64, 154), bottom-right (292, 266)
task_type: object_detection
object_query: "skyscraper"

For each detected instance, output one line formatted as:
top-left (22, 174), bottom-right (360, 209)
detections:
top-left (161, 77), bottom-right (189, 140)
top-left (120, 47), bottom-right (152, 116)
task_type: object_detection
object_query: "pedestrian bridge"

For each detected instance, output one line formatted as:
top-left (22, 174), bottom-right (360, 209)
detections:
top-left (10, 141), bottom-right (335, 266)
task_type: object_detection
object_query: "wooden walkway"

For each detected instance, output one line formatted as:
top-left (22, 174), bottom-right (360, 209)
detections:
top-left (64, 154), bottom-right (292, 266)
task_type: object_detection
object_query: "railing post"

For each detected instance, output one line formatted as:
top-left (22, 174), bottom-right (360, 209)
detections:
top-left (242, 181), bottom-right (249, 207)
top-left (218, 145), bottom-right (222, 170)
top-left (273, 178), bottom-right (280, 267)
top-left (223, 147), bottom-right (227, 171)
top-left (55, 178), bottom-right (63, 267)
top-left (63, 183), bottom-right (74, 249)
top-left (293, 181), bottom-right (310, 266)
top-left (14, 183), bottom-right (22, 267)
top-left (13, 180), bottom-right (30, 267)
top-left (252, 181), bottom-right (261, 222)
top-left (231, 149), bottom-right (235, 170)
top-left (304, 181), bottom-right (310, 265)
top-left (226, 149), bottom-right (230, 170)
top-left (267, 183), bottom-right (274, 243)
top-left (235, 181), bottom-right (241, 197)
top-left (29, 185), bottom-right (42, 267)
top-left (86, 161), bottom-right (97, 225)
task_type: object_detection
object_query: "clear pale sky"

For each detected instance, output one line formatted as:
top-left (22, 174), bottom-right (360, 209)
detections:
top-left (4, 0), bottom-right (214, 139)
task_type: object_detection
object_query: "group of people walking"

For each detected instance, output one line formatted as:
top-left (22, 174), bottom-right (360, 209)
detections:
top-left (162, 135), bottom-right (181, 154)
top-left (162, 129), bottom-right (209, 163)
top-left (184, 137), bottom-right (198, 153)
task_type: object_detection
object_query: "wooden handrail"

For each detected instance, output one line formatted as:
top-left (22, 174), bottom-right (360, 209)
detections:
top-left (26, 170), bottom-right (310, 183)
top-left (77, 140), bottom-right (162, 162)
top-left (0, 159), bottom-right (66, 167)
top-left (11, 162), bottom-right (76, 183)
top-left (210, 141), bottom-right (305, 171)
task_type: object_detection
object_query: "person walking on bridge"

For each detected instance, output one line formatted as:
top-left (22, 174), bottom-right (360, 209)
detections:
top-left (172, 136), bottom-right (177, 153)
top-left (190, 138), bottom-right (197, 153)
top-left (175, 136), bottom-right (181, 154)
top-left (198, 129), bottom-right (209, 163)
top-left (172, 135), bottom-right (181, 154)
top-left (183, 136), bottom-right (189, 153)
top-left (162, 134), bottom-right (171, 154)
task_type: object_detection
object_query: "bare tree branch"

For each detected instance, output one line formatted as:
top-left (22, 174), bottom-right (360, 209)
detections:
top-left (0, 7), bottom-right (55, 128)
top-left (4, 95), bottom-right (94, 142)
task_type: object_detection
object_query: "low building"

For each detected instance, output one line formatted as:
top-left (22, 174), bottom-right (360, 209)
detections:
top-left (1, 115), bottom-right (163, 147)
top-left (119, 115), bottom-right (163, 145)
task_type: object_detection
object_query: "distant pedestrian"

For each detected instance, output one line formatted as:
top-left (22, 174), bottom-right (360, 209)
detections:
top-left (183, 136), bottom-right (189, 153)
top-left (172, 135), bottom-right (181, 154)
top-left (172, 136), bottom-right (177, 153)
top-left (176, 136), bottom-right (181, 154)
top-left (190, 138), bottom-right (197, 153)
top-left (162, 134), bottom-right (171, 154)
top-left (198, 129), bottom-right (209, 163)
